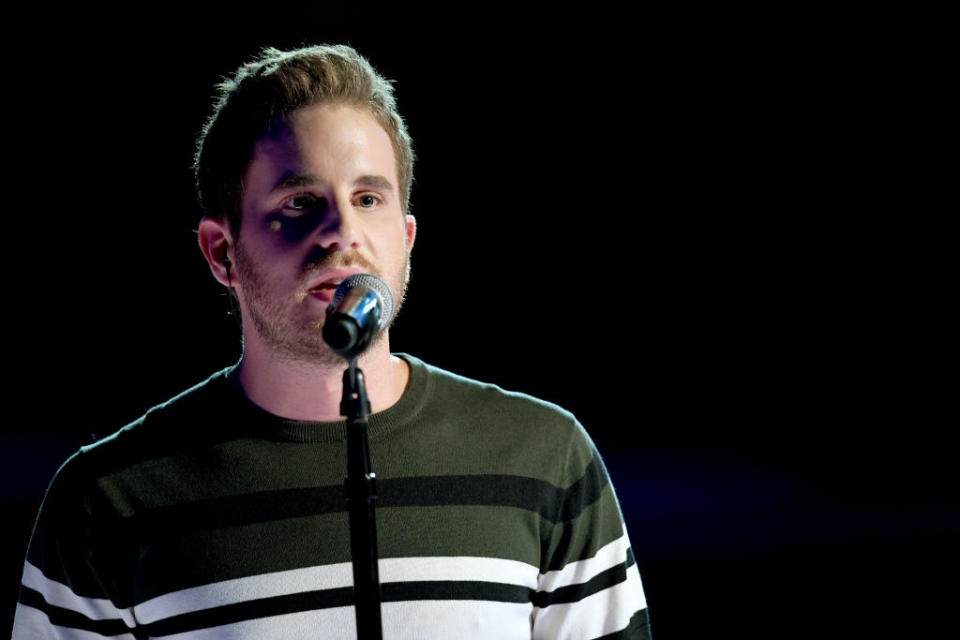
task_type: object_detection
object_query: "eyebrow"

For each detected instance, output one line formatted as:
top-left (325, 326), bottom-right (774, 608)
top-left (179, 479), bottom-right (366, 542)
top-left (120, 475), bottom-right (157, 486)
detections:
top-left (273, 172), bottom-right (325, 191)
top-left (272, 172), bottom-right (394, 193)
top-left (355, 174), bottom-right (394, 192)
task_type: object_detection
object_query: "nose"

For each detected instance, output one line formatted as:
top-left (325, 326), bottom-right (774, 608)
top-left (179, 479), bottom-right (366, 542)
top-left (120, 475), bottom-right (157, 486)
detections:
top-left (316, 194), bottom-right (361, 252)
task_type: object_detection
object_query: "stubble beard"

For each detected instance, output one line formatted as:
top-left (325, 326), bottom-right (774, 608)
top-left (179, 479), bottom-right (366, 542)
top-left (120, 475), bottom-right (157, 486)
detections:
top-left (233, 240), bottom-right (410, 368)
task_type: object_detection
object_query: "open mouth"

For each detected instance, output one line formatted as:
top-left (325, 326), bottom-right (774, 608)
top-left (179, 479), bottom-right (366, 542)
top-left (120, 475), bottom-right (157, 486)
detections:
top-left (306, 282), bottom-right (339, 304)
top-left (306, 273), bottom-right (357, 301)
top-left (309, 281), bottom-right (340, 292)
top-left (307, 268), bottom-right (368, 293)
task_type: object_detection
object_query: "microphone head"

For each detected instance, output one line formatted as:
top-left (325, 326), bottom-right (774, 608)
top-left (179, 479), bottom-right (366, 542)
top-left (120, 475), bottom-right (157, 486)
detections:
top-left (323, 273), bottom-right (396, 359)
top-left (330, 273), bottom-right (395, 329)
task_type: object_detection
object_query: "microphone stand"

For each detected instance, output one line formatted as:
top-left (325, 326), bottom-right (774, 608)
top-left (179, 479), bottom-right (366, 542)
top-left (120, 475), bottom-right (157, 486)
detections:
top-left (340, 358), bottom-right (383, 640)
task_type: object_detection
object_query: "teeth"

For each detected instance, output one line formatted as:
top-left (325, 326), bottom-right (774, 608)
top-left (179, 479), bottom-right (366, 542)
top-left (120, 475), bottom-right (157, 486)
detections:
top-left (310, 279), bottom-right (340, 291)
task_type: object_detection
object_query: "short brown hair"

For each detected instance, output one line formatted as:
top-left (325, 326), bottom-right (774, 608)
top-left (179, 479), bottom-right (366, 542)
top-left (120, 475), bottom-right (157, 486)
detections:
top-left (194, 44), bottom-right (414, 233)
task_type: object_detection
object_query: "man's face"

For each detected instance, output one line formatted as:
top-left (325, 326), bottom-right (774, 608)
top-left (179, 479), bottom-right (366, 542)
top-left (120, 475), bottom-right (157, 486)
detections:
top-left (231, 103), bottom-right (415, 364)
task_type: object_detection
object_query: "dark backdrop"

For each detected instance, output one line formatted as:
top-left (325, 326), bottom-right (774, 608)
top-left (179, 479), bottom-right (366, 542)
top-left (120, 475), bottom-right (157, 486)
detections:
top-left (3, 4), bottom-right (952, 639)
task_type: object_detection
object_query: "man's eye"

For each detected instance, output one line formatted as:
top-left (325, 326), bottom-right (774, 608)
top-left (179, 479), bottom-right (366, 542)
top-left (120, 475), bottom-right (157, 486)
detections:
top-left (284, 194), bottom-right (321, 213)
top-left (357, 194), bottom-right (380, 208)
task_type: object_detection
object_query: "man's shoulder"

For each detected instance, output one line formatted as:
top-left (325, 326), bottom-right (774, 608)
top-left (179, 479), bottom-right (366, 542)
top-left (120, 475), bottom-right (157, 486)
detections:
top-left (64, 366), bottom-right (239, 476)
top-left (409, 354), bottom-right (577, 421)
top-left (403, 354), bottom-right (602, 485)
top-left (405, 354), bottom-right (591, 451)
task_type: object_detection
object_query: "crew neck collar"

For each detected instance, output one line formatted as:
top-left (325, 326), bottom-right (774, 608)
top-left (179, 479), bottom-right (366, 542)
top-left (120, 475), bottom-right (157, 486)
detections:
top-left (223, 353), bottom-right (427, 443)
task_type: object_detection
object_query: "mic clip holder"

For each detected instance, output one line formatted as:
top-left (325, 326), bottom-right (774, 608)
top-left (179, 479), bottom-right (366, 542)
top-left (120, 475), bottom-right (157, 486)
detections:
top-left (340, 360), bottom-right (372, 418)
top-left (340, 358), bottom-right (383, 640)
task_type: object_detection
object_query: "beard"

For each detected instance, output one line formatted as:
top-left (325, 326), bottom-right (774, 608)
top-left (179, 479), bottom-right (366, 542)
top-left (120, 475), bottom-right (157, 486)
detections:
top-left (233, 240), bottom-right (410, 367)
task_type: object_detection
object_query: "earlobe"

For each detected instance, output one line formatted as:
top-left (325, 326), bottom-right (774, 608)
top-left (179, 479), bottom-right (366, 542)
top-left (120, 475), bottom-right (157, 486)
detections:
top-left (198, 217), bottom-right (234, 288)
top-left (404, 214), bottom-right (417, 251)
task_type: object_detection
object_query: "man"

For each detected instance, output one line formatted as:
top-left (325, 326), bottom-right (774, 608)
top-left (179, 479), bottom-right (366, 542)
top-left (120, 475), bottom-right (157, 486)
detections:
top-left (14, 45), bottom-right (650, 639)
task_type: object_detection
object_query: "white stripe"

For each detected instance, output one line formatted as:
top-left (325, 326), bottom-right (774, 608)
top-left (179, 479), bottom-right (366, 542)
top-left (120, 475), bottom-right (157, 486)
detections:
top-left (383, 599), bottom-right (532, 640)
top-left (137, 561), bottom-right (352, 624)
top-left (381, 555), bottom-right (538, 587)
top-left (532, 563), bottom-right (647, 640)
top-left (160, 605), bottom-right (356, 640)
top-left (158, 600), bottom-right (533, 640)
top-left (137, 555), bottom-right (539, 625)
top-left (537, 534), bottom-right (633, 593)
top-left (20, 561), bottom-right (137, 628)
top-left (12, 602), bottom-right (138, 640)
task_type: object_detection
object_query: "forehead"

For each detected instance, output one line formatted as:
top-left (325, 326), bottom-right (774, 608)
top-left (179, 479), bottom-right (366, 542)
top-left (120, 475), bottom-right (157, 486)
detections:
top-left (249, 104), bottom-right (397, 181)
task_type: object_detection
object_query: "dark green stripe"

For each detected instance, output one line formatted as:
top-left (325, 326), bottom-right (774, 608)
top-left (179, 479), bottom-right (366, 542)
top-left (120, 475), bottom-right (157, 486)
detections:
top-left (123, 485), bottom-right (344, 541)
top-left (121, 460), bottom-right (608, 542)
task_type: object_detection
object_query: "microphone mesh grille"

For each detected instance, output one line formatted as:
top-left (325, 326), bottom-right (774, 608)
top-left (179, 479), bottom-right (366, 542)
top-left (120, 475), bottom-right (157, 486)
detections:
top-left (332, 273), bottom-right (395, 326)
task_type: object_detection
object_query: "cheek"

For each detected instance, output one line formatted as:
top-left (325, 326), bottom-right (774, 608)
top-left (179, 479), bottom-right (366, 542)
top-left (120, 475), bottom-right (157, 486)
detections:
top-left (235, 239), bottom-right (287, 283)
top-left (264, 213), bottom-right (328, 244)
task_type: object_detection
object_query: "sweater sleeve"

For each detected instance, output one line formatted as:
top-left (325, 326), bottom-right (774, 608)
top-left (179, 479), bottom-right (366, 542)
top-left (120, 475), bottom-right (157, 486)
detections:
top-left (531, 422), bottom-right (651, 640)
top-left (12, 455), bottom-right (141, 639)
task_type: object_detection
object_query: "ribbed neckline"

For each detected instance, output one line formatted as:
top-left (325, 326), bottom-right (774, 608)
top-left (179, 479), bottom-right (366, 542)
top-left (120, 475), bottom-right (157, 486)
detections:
top-left (221, 353), bottom-right (428, 443)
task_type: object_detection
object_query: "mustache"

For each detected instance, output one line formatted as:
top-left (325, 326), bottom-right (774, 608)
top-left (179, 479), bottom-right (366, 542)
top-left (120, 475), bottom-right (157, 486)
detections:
top-left (301, 248), bottom-right (380, 280)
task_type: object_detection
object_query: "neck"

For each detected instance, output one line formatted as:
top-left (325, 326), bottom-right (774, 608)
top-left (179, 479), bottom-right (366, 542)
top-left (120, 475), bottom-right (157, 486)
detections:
top-left (235, 333), bottom-right (409, 422)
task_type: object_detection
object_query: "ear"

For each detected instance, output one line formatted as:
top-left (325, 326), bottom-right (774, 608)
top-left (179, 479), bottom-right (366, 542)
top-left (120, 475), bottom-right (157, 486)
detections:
top-left (198, 217), bottom-right (235, 288)
top-left (404, 214), bottom-right (417, 251)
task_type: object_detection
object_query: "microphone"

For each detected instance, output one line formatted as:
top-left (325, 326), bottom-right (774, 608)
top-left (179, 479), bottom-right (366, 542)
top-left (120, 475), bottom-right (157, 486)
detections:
top-left (322, 273), bottom-right (395, 359)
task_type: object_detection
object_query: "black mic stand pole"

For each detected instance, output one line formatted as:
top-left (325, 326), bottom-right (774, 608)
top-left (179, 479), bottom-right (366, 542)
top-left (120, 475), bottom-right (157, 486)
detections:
top-left (340, 358), bottom-right (383, 640)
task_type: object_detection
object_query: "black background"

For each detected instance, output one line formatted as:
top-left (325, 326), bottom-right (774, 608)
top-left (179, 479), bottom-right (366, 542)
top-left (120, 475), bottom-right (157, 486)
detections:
top-left (2, 4), bottom-right (952, 639)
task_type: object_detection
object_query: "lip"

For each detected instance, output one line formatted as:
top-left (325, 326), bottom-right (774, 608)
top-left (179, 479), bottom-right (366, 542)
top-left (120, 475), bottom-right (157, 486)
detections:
top-left (304, 267), bottom-right (370, 299)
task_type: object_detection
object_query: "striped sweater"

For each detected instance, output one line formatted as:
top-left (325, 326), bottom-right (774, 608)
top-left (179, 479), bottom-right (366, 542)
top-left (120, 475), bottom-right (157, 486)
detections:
top-left (14, 354), bottom-right (650, 639)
